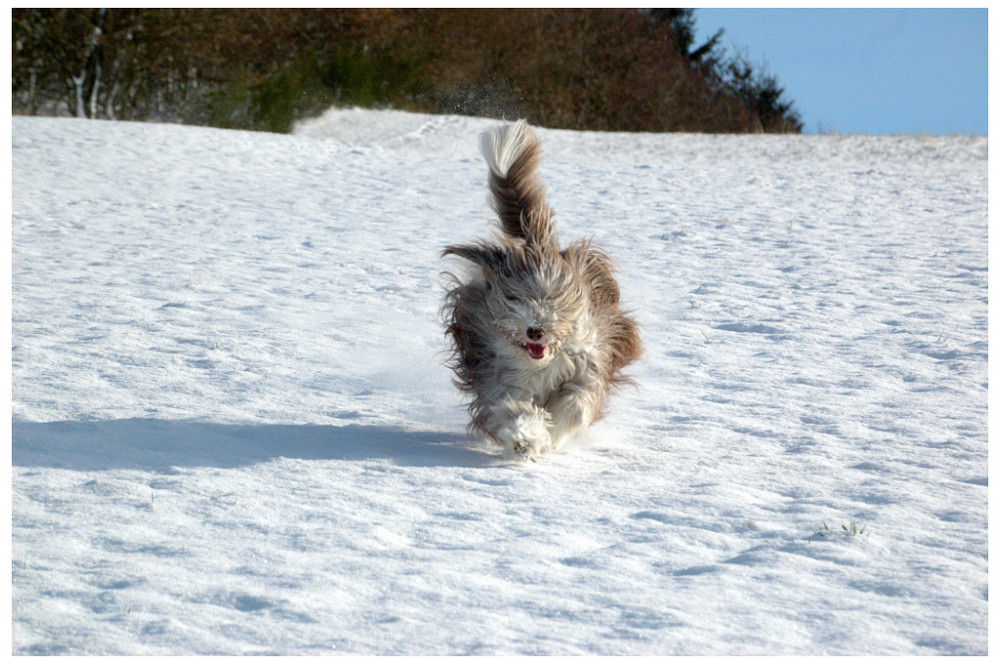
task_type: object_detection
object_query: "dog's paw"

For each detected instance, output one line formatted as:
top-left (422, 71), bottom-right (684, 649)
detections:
top-left (509, 436), bottom-right (542, 462)
top-left (502, 411), bottom-right (552, 462)
top-left (509, 439), bottom-right (534, 462)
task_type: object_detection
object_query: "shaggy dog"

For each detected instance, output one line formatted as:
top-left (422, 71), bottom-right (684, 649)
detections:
top-left (442, 120), bottom-right (641, 460)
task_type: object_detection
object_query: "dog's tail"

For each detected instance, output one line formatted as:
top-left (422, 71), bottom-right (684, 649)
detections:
top-left (479, 120), bottom-right (555, 247)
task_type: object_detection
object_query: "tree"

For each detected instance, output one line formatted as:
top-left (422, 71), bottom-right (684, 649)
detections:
top-left (647, 8), bottom-right (723, 66)
top-left (647, 8), bottom-right (801, 132)
top-left (13, 8), bottom-right (803, 133)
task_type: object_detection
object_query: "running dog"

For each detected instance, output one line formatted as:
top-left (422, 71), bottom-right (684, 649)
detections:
top-left (442, 121), bottom-right (641, 460)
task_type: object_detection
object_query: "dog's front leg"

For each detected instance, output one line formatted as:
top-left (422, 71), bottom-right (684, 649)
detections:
top-left (545, 369), bottom-right (605, 449)
top-left (485, 392), bottom-right (553, 460)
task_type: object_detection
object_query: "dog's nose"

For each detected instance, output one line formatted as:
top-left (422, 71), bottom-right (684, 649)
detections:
top-left (526, 327), bottom-right (544, 341)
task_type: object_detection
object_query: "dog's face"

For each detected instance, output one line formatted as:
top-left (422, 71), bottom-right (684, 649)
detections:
top-left (486, 249), bottom-right (588, 364)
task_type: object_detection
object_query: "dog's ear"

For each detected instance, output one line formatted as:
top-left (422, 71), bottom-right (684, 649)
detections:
top-left (442, 244), bottom-right (508, 273)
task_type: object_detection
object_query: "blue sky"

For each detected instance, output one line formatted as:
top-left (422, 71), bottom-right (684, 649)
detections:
top-left (691, 8), bottom-right (987, 135)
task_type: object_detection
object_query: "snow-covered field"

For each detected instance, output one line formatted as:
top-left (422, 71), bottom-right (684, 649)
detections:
top-left (11, 108), bottom-right (988, 655)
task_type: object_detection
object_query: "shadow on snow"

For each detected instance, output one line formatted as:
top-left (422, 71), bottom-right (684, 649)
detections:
top-left (12, 419), bottom-right (495, 472)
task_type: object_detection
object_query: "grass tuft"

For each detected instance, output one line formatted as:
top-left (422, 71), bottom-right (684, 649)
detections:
top-left (811, 520), bottom-right (869, 540)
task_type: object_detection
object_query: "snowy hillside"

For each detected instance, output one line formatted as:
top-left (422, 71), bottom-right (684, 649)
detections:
top-left (11, 108), bottom-right (988, 655)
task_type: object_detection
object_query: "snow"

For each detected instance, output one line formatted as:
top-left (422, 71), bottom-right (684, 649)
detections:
top-left (11, 107), bottom-right (988, 655)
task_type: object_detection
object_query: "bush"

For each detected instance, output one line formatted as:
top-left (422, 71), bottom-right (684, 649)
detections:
top-left (196, 43), bottom-right (429, 133)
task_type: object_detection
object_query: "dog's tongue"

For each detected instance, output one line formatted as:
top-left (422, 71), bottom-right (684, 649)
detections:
top-left (527, 342), bottom-right (547, 360)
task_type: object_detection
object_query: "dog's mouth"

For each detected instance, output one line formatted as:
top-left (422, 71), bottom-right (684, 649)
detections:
top-left (525, 342), bottom-right (548, 360)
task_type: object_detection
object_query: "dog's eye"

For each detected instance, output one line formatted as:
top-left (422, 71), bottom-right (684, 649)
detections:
top-left (504, 293), bottom-right (518, 302)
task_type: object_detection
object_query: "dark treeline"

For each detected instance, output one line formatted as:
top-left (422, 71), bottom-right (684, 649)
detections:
top-left (12, 8), bottom-right (802, 134)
